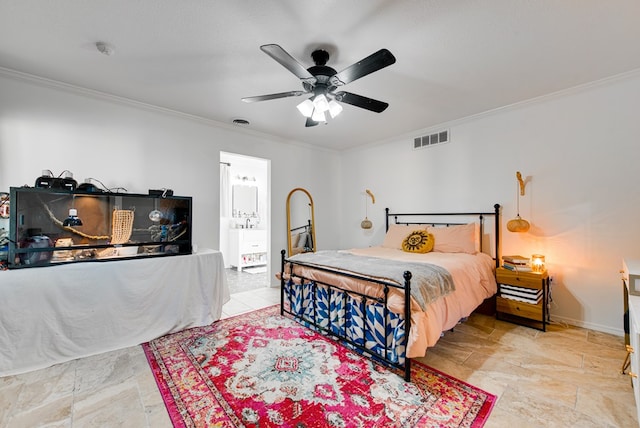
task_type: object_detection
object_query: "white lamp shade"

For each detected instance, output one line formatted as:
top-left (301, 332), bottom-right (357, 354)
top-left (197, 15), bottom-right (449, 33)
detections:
top-left (328, 100), bottom-right (343, 118)
top-left (296, 99), bottom-right (314, 117)
top-left (312, 94), bottom-right (330, 112)
top-left (311, 108), bottom-right (326, 122)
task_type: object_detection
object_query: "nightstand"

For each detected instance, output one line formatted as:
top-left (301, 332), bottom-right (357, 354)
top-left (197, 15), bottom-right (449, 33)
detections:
top-left (496, 267), bottom-right (549, 331)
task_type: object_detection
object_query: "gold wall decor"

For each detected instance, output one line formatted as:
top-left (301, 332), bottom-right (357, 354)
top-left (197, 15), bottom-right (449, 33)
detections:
top-left (361, 189), bottom-right (375, 229)
top-left (507, 171), bottom-right (531, 233)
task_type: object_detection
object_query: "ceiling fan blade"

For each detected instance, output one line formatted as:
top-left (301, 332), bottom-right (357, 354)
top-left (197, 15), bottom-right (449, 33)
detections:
top-left (334, 91), bottom-right (389, 113)
top-left (260, 44), bottom-right (315, 80)
top-left (331, 49), bottom-right (396, 86)
top-left (305, 117), bottom-right (319, 127)
top-left (242, 91), bottom-right (305, 103)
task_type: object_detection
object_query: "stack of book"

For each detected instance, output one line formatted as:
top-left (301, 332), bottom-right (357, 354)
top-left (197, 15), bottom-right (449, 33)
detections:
top-left (499, 283), bottom-right (543, 304)
top-left (502, 255), bottom-right (532, 272)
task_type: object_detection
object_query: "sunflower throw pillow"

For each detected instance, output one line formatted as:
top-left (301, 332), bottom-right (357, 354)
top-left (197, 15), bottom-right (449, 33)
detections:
top-left (402, 230), bottom-right (435, 253)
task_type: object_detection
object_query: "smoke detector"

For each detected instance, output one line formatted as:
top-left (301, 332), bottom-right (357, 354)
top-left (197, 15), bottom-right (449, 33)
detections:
top-left (96, 42), bottom-right (114, 56)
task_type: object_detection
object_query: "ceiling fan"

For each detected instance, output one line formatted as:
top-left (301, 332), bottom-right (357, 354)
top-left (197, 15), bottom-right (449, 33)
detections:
top-left (242, 44), bottom-right (396, 127)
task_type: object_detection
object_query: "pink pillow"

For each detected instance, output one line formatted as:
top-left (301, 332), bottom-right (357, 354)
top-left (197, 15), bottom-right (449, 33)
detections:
top-left (382, 224), bottom-right (428, 249)
top-left (430, 223), bottom-right (477, 254)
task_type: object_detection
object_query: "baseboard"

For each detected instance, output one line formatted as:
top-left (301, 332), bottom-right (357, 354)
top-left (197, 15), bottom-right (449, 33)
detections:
top-left (550, 315), bottom-right (624, 337)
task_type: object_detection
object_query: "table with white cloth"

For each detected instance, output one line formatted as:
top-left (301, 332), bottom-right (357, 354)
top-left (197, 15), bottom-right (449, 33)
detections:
top-left (0, 248), bottom-right (230, 376)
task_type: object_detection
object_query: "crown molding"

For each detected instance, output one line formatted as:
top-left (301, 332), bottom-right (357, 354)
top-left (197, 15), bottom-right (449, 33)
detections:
top-left (0, 66), bottom-right (339, 154)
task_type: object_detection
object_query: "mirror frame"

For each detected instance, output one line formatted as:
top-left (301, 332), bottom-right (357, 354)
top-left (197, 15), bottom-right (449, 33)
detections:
top-left (286, 187), bottom-right (316, 256)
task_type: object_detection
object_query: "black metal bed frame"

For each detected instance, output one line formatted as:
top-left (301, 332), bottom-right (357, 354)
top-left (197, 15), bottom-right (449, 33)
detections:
top-left (289, 219), bottom-right (312, 233)
top-left (280, 204), bottom-right (501, 382)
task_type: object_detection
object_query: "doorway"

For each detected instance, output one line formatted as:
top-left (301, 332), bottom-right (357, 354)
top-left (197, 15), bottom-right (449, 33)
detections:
top-left (219, 152), bottom-right (270, 294)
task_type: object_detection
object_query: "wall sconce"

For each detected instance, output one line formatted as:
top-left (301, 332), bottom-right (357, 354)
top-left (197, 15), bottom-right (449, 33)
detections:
top-left (506, 171), bottom-right (531, 233)
top-left (531, 254), bottom-right (546, 273)
top-left (361, 189), bottom-right (375, 229)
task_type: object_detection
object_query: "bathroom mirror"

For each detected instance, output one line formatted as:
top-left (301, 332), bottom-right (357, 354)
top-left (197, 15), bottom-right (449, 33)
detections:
top-left (286, 188), bottom-right (316, 256)
top-left (232, 184), bottom-right (258, 216)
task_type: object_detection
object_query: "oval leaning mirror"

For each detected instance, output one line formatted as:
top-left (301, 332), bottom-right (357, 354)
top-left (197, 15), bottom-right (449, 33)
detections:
top-left (286, 188), bottom-right (316, 256)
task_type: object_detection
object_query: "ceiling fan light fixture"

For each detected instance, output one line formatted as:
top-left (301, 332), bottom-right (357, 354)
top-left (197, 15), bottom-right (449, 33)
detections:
top-left (312, 94), bottom-right (330, 112)
top-left (243, 44), bottom-right (396, 127)
top-left (311, 108), bottom-right (326, 122)
top-left (296, 99), bottom-right (314, 118)
top-left (328, 99), bottom-right (343, 118)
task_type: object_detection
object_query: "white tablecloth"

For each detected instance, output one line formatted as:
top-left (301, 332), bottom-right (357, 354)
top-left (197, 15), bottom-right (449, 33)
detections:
top-left (0, 249), bottom-right (230, 376)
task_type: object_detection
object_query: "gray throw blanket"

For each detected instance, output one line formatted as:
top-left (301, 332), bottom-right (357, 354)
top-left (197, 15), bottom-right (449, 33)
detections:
top-left (289, 250), bottom-right (455, 311)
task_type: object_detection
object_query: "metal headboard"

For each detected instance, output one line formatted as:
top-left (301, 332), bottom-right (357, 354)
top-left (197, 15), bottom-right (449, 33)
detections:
top-left (290, 219), bottom-right (312, 233)
top-left (385, 204), bottom-right (501, 268)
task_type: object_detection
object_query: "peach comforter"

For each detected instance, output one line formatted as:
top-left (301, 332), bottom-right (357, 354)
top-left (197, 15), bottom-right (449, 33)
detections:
top-left (287, 246), bottom-right (497, 358)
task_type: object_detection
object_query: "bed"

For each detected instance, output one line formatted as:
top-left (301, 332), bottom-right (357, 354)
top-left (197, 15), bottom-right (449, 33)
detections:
top-left (279, 205), bottom-right (500, 381)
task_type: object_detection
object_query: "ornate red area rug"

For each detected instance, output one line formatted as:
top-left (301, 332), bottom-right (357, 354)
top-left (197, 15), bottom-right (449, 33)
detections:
top-left (143, 305), bottom-right (496, 427)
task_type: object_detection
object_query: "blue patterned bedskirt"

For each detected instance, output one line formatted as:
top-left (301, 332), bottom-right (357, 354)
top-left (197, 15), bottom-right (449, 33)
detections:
top-left (284, 279), bottom-right (407, 365)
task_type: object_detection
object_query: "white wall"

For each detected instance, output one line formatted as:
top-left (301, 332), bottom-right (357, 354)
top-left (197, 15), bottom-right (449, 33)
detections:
top-left (4, 68), bottom-right (639, 335)
top-left (339, 71), bottom-right (640, 335)
top-left (0, 72), bottom-right (342, 283)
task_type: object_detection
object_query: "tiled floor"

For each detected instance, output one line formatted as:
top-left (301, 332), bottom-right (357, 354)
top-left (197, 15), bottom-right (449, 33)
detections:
top-left (421, 316), bottom-right (637, 428)
top-left (0, 282), bottom-right (636, 427)
top-left (225, 267), bottom-right (270, 294)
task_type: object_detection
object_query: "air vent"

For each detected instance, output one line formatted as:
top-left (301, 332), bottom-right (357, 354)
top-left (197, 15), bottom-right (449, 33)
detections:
top-left (232, 118), bottom-right (250, 126)
top-left (413, 129), bottom-right (449, 149)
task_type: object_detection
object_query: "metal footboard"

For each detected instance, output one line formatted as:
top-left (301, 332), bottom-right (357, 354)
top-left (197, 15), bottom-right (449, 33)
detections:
top-left (280, 249), bottom-right (413, 381)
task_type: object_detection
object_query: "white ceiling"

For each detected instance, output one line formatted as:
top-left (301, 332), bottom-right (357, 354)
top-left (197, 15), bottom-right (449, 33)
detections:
top-left (1, 1), bottom-right (639, 150)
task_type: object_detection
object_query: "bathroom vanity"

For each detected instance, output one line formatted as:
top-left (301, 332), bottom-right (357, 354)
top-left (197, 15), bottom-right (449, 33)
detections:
top-left (227, 228), bottom-right (267, 271)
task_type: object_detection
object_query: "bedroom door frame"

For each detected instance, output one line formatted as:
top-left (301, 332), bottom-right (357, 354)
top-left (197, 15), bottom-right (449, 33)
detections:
top-left (219, 151), bottom-right (271, 287)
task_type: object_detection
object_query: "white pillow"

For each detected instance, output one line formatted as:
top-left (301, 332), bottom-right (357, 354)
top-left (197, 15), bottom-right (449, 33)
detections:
top-left (297, 232), bottom-right (310, 248)
top-left (381, 224), bottom-right (428, 249)
top-left (430, 223), bottom-right (477, 254)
